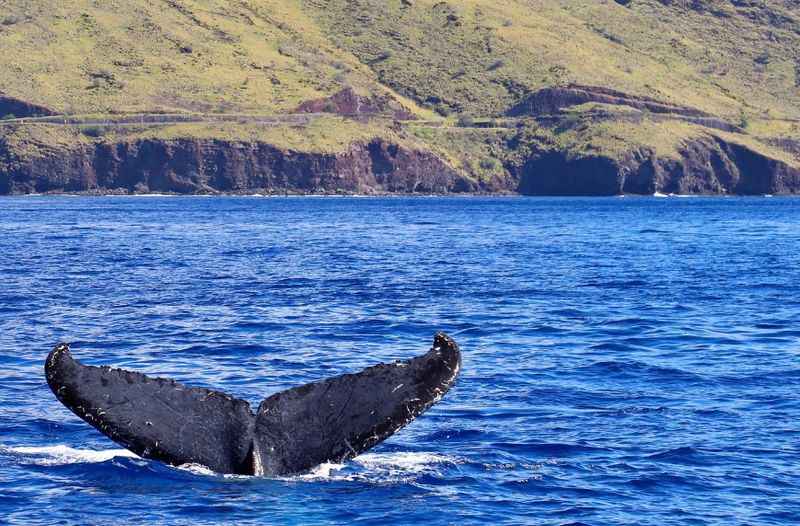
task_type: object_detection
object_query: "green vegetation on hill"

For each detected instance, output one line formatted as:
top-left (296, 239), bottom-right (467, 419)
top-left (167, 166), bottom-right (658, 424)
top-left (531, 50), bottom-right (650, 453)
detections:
top-left (1, 0), bottom-right (798, 191)
top-left (408, 124), bottom-right (514, 184)
top-left (106, 116), bottom-right (402, 153)
top-left (0, 0), bottom-right (376, 114)
top-left (301, 0), bottom-right (800, 120)
top-left (2, 0), bottom-right (797, 119)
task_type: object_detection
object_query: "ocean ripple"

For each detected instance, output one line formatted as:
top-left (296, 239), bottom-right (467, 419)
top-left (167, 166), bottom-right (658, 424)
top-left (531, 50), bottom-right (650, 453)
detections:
top-left (2, 196), bottom-right (800, 525)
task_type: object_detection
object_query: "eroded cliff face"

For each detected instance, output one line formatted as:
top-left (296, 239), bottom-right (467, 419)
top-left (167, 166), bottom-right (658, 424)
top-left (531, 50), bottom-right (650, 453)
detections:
top-left (517, 135), bottom-right (800, 196)
top-left (0, 137), bottom-right (476, 195)
top-left (2, 129), bottom-right (799, 196)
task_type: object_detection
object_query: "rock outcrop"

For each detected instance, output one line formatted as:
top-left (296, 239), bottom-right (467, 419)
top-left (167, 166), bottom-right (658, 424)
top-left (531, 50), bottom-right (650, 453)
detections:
top-left (508, 85), bottom-right (709, 118)
top-left (294, 88), bottom-right (416, 120)
top-left (0, 137), bottom-right (474, 194)
top-left (517, 135), bottom-right (800, 195)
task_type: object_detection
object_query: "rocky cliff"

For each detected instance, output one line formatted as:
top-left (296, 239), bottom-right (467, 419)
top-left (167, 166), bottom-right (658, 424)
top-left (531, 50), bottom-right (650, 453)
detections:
top-left (0, 136), bottom-right (475, 195)
top-left (517, 135), bottom-right (800, 196)
top-left (3, 125), bottom-right (798, 196)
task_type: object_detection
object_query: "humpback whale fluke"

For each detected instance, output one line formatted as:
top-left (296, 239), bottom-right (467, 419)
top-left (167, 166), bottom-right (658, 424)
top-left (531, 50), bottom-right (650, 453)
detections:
top-left (44, 333), bottom-right (461, 476)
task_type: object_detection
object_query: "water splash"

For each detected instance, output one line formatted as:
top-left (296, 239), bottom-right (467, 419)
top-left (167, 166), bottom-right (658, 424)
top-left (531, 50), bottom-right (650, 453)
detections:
top-left (2, 444), bottom-right (138, 466)
top-left (291, 452), bottom-right (460, 483)
top-left (2, 444), bottom-right (458, 485)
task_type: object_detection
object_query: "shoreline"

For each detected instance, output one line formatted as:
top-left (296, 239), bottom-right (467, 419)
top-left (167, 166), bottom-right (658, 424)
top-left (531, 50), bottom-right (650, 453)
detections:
top-left (0, 191), bottom-right (789, 199)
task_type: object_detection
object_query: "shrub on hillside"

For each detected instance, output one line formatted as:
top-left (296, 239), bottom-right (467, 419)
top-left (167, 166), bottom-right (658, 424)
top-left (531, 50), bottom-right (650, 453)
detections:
top-left (1, 15), bottom-right (22, 25)
top-left (457, 115), bottom-right (475, 127)
top-left (81, 126), bottom-right (106, 137)
top-left (480, 157), bottom-right (500, 171)
top-left (487, 60), bottom-right (505, 71)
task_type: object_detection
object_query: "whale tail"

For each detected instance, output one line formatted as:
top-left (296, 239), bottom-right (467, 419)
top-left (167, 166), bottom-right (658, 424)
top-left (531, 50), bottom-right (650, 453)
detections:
top-left (45, 333), bottom-right (461, 476)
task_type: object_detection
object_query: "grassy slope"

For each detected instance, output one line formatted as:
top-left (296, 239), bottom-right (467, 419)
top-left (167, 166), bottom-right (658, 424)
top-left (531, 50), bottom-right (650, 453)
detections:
top-left (0, 0), bottom-right (378, 114)
top-left (301, 0), bottom-right (800, 120)
top-left (109, 116), bottom-right (410, 153)
top-left (1, 0), bottom-right (798, 176)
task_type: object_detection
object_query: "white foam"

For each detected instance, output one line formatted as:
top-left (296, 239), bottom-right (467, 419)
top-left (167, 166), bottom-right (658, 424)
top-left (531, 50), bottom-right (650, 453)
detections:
top-left (172, 453), bottom-right (456, 482)
top-left (4, 445), bottom-right (457, 483)
top-left (2, 444), bottom-right (138, 466)
top-left (175, 462), bottom-right (219, 477)
top-left (293, 461), bottom-right (349, 481)
top-left (355, 451), bottom-right (455, 471)
top-left (291, 452), bottom-right (459, 483)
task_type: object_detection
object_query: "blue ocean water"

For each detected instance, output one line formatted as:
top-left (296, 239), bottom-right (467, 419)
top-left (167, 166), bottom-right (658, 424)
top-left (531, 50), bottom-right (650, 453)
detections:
top-left (1, 195), bottom-right (799, 525)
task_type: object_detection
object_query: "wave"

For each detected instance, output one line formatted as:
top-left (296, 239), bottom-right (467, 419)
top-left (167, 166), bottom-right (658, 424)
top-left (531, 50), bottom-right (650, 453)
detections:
top-left (492, 441), bottom-right (607, 456)
top-left (294, 452), bottom-right (459, 483)
top-left (579, 360), bottom-right (708, 383)
top-left (422, 428), bottom-right (486, 442)
top-left (646, 446), bottom-right (710, 465)
top-left (1, 444), bottom-right (138, 465)
top-left (356, 452), bottom-right (454, 471)
top-left (112, 193), bottom-right (181, 198)
top-left (1, 444), bottom-right (457, 483)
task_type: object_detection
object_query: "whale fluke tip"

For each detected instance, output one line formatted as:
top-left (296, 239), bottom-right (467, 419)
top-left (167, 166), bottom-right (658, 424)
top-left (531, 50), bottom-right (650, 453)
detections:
top-left (433, 331), bottom-right (459, 354)
top-left (45, 343), bottom-right (73, 385)
top-left (433, 331), bottom-right (455, 347)
top-left (432, 332), bottom-right (461, 376)
top-left (47, 342), bottom-right (71, 360)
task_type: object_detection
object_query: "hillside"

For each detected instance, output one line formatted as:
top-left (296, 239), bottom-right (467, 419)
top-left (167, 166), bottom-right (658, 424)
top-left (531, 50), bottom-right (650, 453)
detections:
top-left (1, 0), bottom-right (799, 195)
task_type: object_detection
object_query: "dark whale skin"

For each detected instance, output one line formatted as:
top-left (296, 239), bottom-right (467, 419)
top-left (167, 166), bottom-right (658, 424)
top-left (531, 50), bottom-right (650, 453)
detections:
top-left (45, 343), bottom-right (256, 474)
top-left (45, 333), bottom-right (461, 476)
top-left (253, 333), bottom-right (461, 475)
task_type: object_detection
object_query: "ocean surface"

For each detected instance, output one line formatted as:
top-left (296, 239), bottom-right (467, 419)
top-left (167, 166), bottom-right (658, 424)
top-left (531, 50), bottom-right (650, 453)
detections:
top-left (1, 195), bottom-right (799, 525)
